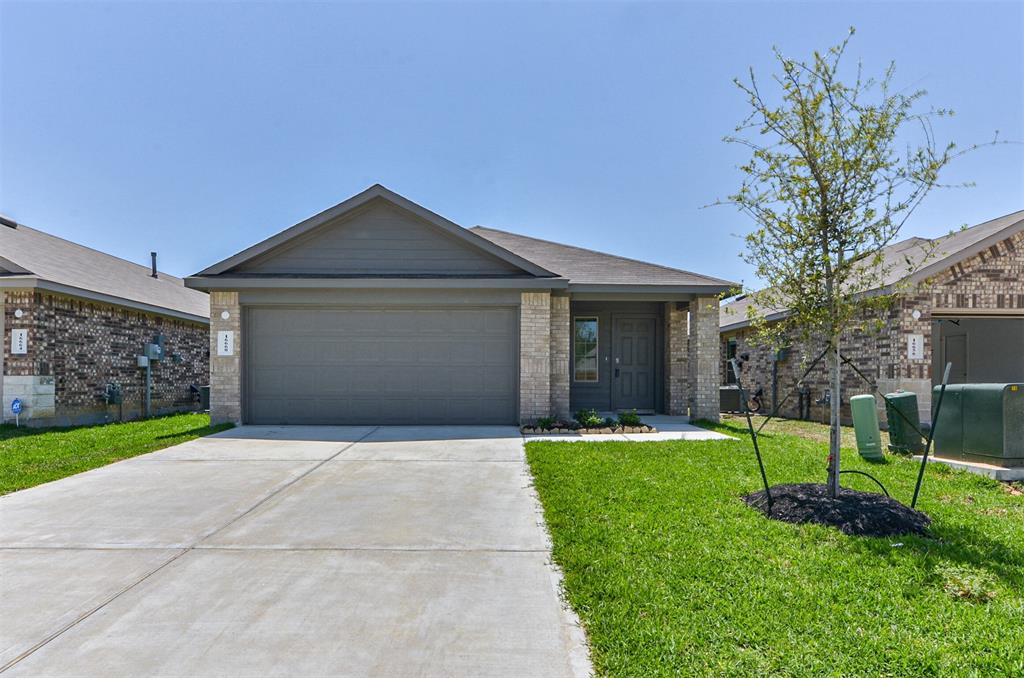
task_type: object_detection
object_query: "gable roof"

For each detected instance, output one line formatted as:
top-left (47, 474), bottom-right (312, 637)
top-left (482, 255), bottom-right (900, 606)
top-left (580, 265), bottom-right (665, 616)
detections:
top-left (721, 209), bottom-right (1024, 332)
top-left (472, 226), bottom-right (737, 293)
top-left (0, 219), bottom-right (209, 322)
top-left (193, 184), bottom-right (556, 279)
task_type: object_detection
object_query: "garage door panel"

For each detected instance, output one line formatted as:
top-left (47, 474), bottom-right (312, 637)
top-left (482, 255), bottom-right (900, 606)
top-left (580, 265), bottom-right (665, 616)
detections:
top-left (484, 309), bottom-right (516, 333)
top-left (246, 307), bottom-right (518, 424)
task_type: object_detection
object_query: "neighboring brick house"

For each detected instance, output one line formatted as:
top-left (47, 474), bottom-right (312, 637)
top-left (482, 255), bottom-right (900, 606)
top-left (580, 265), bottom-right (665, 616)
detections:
top-left (1, 215), bottom-right (210, 426)
top-left (185, 185), bottom-right (734, 426)
top-left (720, 210), bottom-right (1024, 425)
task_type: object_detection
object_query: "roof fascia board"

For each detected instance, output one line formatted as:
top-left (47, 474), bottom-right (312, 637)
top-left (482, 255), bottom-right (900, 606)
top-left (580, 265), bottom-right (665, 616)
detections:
top-left (196, 185), bottom-right (556, 278)
top-left (931, 308), bottom-right (1024, 318)
top-left (184, 276), bottom-right (569, 291)
top-left (721, 310), bottom-right (790, 332)
top-left (571, 292), bottom-right (697, 302)
top-left (1, 277), bottom-right (209, 324)
top-left (568, 283), bottom-right (734, 295)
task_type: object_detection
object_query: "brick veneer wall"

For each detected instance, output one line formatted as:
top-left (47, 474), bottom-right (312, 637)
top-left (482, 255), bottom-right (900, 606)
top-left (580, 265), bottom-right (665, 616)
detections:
top-left (520, 291), bottom-right (551, 423)
top-left (722, 316), bottom-right (897, 424)
top-left (209, 291), bottom-right (242, 425)
top-left (898, 229), bottom-right (1024, 376)
top-left (664, 302), bottom-right (689, 415)
top-left (688, 295), bottom-right (721, 421)
top-left (721, 229), bottom-right (1024, 424)
top-left (2, 289), bottom-right (208, 426)
top-left (549, 294), bottom-right (570, 419)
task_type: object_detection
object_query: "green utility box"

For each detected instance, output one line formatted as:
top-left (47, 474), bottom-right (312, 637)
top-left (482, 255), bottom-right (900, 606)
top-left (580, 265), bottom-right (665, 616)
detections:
top-left (885, 391), bottom-right (924, 454)
top-left (933, 384), bottom-right (1024, 467)
top-left (850, 394), bottom-right (884, 460)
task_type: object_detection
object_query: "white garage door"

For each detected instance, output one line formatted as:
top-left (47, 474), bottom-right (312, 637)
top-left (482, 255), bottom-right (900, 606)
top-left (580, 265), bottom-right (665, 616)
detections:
top-left (245, 307), bottom-right (518, 425)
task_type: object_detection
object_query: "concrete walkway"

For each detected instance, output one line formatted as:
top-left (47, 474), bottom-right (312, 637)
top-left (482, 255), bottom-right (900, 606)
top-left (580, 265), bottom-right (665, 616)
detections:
top-left (0, 426), bottom-right (591, 677)
top-left (524, 415), bottom-right (736, 442)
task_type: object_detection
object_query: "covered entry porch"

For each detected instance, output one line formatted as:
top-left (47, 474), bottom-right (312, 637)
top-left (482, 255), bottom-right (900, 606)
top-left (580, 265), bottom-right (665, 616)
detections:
top-left (550, 293), bottom-right (721, 421)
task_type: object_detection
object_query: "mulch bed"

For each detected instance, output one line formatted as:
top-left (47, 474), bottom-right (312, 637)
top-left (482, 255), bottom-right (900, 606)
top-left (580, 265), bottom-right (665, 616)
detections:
top-left (743, 483), bottom-right (931, 537)
top-left (520, 425), bottom-right (657, 435)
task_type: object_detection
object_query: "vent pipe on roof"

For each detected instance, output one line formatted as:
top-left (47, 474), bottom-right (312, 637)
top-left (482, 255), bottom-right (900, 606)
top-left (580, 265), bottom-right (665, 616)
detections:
top-left (150, 252), bottom-right (158, 278)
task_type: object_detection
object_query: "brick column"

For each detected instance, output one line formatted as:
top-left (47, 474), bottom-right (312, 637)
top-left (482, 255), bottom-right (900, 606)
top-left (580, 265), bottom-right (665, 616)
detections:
top-left (209, 291), bottom-right (242, 425)
top-left (664, 302), bottom-right (689, 416)
top-left (688, 295), bottom-right (720, 422)
top-left (519, 291), bottom-right (551, 424)
top-left (549, 294), bottom-right (570, 420)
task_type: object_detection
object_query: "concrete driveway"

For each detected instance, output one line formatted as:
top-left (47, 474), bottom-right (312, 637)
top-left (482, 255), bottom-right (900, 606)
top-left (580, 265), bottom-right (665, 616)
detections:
top-left (0, 426), bottom-right (590, 677)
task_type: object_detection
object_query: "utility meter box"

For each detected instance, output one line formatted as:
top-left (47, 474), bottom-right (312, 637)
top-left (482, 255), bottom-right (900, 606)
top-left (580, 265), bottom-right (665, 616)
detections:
top-left (933, 384), bottom-right (1024, 467)
top-left (850, 394), bottom-right (884, 460)
top-left (144, 343), bottom-right (163, 361)
top-left (885, 391), bottom-right (924, 454)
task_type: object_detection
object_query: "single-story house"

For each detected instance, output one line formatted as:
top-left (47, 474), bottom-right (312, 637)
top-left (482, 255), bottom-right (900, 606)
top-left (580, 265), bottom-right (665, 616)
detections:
top-left (0, 215), bottom-right (210, 426)
top-left (720, 209), bottom-right (1024, 424)
top-left (185, 185), bottom-right (735, 426)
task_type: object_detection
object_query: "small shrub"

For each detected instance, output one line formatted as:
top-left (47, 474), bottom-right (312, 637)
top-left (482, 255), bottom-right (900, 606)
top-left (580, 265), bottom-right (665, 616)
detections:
top-left (536, 417), bottom-right (557, 430)
top-left (574, 409), bottom-right (604, 428)
top-left (618, 409), bottom-right (643, 427)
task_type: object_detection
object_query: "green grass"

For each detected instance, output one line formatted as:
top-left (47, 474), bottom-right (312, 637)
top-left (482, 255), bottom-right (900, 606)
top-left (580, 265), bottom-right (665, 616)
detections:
top-left (721, 413), bottom-right (893, 450)
top-left (526, 418), bottom-right (1024, 677)
top-left (0, 413), bottom-right (233, 494)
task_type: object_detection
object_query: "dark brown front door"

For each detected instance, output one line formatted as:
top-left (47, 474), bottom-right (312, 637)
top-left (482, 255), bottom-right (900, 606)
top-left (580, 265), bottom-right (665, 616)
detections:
top-left (611, 316), bottom-right (657, 411)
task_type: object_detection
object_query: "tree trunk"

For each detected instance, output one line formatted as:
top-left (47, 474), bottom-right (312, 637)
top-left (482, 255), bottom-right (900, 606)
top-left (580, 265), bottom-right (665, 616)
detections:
top-left (827, 341), bottom-right (842, 498)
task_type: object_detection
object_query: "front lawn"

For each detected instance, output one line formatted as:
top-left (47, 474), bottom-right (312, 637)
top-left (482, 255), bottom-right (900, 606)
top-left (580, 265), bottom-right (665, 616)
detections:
top-left (0, 413), bottom-right (232, 494)
top-left (526, 419), bottom-right (1024, 676)
top-left (721, 412), bottom-right (893, 449)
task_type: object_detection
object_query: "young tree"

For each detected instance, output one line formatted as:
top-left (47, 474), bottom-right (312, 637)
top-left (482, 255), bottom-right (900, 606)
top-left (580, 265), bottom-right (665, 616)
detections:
top-left (722, 29), bottom-right (981, 498)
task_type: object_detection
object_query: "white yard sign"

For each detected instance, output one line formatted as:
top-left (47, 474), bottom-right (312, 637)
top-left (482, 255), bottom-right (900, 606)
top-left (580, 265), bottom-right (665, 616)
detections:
top-left (907, 333), bottom-right (924, 361)
top-left (10, 329), bottom-right (28, 355)
top-left (217, 331), bottom-right (234, 356)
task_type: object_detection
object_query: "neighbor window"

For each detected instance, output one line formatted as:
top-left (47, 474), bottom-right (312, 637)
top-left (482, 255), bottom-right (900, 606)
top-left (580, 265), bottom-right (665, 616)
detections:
top-left (573, 317), bottom-right (599, 382)
top-left (724, 338), bottom-right (738, 384)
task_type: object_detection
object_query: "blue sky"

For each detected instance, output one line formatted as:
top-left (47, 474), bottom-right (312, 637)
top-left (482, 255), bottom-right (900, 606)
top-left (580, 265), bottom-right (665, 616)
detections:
top-left (2, 1), bottom-right (1021, 287)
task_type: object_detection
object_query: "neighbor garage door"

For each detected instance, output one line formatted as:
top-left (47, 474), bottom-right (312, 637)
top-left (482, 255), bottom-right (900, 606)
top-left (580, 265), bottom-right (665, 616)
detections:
top-left (245, 307), bottom-right (518, 424)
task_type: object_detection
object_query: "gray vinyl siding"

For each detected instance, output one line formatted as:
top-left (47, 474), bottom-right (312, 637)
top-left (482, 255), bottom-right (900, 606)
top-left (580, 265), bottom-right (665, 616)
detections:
top-left (569, 301), bottom-right (664, 413)
top-left (244, 305), bottom-right (519, 425)
top-left (235, 200), bottom-right (524, 276)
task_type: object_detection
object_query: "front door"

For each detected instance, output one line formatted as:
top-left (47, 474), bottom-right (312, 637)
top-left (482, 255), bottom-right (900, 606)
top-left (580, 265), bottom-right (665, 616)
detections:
top-left (611, 316), bottom-right (657, 411)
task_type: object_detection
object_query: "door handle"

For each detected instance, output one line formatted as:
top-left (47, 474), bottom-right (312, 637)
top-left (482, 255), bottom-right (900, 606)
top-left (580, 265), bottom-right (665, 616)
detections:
top-left (614, 368), bottom-right (620, 378)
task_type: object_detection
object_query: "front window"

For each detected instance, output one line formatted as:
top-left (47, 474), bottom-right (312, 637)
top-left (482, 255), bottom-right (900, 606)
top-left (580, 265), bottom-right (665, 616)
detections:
top-left (573, 317), bottom-right (599, 382)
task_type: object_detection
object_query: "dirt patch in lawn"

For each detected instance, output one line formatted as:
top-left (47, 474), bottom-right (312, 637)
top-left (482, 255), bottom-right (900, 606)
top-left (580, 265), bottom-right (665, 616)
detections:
top-left (744, 483), bottom-right (931, 537)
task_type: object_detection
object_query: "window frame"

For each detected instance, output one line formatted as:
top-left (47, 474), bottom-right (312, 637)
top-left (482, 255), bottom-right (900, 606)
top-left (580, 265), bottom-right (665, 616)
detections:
top-left (572, 316), bottom-right (600, 383)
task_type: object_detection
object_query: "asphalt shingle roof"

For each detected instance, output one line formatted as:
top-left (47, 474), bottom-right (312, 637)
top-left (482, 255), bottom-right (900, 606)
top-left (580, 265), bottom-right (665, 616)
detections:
top-left (720, 209), bottom-right (1024, 330)
top-left (472, 226), bottom-right (736, 289)
top-left (0, 221), bottom-right (209, 320)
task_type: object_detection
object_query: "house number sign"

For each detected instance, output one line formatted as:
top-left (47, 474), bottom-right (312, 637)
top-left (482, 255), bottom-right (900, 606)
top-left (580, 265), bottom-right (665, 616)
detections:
top-left (907, 333), bottom-right (924, 361)
top-left (10, 329), bottom-right (28, 355)
top-left (217, 331), bottom-right (235, 356)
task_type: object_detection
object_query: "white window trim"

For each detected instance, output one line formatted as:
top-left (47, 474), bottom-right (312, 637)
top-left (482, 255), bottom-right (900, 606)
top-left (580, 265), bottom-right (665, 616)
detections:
top-left (573, 316), bottom-right (599, 383)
